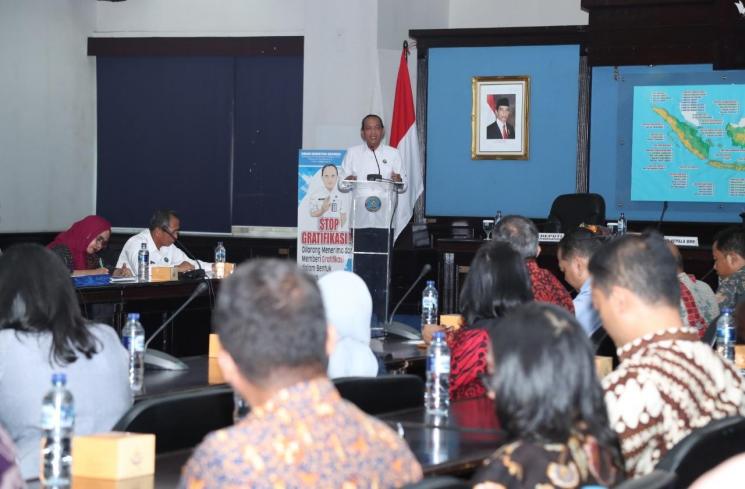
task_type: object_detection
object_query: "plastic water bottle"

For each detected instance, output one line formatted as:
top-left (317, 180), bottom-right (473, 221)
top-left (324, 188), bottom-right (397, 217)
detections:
top-left (494, 210), bottom-right (503, 225)
top-left (426, 331), bottom-right (450, 416)
top-left (617, 212), bottom-right (627, 236)
top-left (137, 243), bottom-right (149, 282)
top-left (122, 313), bottom-right (145, 391)
top-left (716, 308), bottom-right (736, 362)
top-left (421, 280), bottom-right (439, 327)
top-left (40, 373), bottom-right (74, 486)
top-left (214, 241), bottom-right (227, 279)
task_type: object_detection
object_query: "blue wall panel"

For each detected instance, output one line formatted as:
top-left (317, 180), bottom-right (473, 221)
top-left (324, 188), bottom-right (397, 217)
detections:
top-left (426, 45), bottom-right (580, 218)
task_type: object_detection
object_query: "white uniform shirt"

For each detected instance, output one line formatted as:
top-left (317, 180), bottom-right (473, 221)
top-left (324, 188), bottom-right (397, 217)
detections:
top-left (309, 188), bottom-right (345, 220)
top-left (341, 144), bottom-right (407, 188)
top-left (116, 229), bottom-right (211, 273)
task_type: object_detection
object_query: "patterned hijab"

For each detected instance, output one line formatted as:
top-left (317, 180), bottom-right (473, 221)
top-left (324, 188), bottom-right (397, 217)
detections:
top-left (47, 215), bottom-right (111, 270)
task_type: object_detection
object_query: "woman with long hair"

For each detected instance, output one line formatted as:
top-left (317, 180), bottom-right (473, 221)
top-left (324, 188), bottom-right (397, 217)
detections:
top-left (47, 215), bottom-right (131, 277)
top-left (448, 240), bottom-right (532, 400)
top-left (0, 244), bottom-right (132, 480)
top-left (473, 302), bottom-right (623, 488)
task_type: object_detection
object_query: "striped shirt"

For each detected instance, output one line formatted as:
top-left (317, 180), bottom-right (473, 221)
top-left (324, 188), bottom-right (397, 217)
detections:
top-left (603, 327), bottom-right (745, 477)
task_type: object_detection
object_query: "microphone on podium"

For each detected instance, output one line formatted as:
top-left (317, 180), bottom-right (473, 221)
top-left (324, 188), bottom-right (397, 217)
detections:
top-left (143, 281), bottom-right (209, 370)
top-left (383, 264), bottom-right (432, 340)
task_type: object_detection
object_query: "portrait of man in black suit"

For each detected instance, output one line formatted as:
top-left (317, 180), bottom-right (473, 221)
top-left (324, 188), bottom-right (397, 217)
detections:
top-left (485, 95), bottom-right (515, 139)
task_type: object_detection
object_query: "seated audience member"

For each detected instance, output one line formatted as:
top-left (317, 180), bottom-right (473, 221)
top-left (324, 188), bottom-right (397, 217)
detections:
top-left (472, 303), bottom-right (623, 489)
top-left (318, 271), bottom-right (378, 379)
top-left (116, 209), bottom-right (212, 274)
top-left (557, 226), bottom-right (607, 336)
top-left (712, 226), bottom-right (745, 309)
top-left (668, 241), bottom-right (717, 334)
top-left (0, 244), bottom-right (133, 480)
top-left (180, 259), bottom-right (422, 488)
top-left (0, 426), bottom-right (23, 489)
top-left (448, 240), bottom-right (532, 401)
top-left (493, 215), bottom-right (574, 312)
top-left (47, 215), bottom-right (131, 277)
top-left (589, 232), bottom-right (745, 477)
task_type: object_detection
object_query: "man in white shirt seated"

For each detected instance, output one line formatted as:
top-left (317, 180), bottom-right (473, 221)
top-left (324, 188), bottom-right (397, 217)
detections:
top-left (116, 209), bottom-right (212, 275)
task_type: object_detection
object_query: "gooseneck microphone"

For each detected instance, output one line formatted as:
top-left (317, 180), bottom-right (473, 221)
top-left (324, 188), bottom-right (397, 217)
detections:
top-left (383, 264), bottom-right (432, 340)
top-left (367, 146), bottom-right (382, 181)
top-left (143, 281), bottom-right (209, 370)
top-left (160, 225), bottom-right (206, 279)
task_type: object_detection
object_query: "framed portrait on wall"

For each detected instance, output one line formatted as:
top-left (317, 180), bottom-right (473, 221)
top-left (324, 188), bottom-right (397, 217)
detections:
top-left (471, 76), bottom-right (530, 160)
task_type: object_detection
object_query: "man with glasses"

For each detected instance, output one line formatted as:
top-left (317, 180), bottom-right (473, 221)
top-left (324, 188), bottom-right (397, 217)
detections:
top-left (116, 209), bottom-right (211, 274)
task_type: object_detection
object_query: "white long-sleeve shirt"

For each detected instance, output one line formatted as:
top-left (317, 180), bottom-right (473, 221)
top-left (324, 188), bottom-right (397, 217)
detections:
top-left (116, 229), bottom-right (211, 273)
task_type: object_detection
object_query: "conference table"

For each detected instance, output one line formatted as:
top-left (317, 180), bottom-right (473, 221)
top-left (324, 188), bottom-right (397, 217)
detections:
top-left (146, 397), bottom-right (502, 488)
top-left (137, 337), bottom-right (426, 400)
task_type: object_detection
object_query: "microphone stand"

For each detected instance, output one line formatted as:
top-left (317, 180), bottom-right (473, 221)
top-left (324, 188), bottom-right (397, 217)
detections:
top-left (382, 264), bottom-right (432, 340)
top-left (144, 281), bottom-right (209, 370)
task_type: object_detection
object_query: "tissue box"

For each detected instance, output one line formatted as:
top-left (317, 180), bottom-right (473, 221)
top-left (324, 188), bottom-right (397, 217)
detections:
top-left (72, 432), bottom-right (155, 480)
top-left (71, 475), bottom-right (154, 489)
top-left (208, 333), bottom-right (222, 358)
top-left (439, 314), bottom-right (463, 330)
top-left (150, 266), bottom-right (177, 282)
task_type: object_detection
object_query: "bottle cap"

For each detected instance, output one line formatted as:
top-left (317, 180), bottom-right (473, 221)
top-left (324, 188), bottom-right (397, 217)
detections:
top-left (127, 312), bottom-right (140, 321)
top-left (426, 280), bottom-right (435, 286)
top-left (722, 308), bottom-right (733, 314)
top-left (51, 372), bottom-right (67, 385)
top-left (433, 331), bottom-right (445, 340)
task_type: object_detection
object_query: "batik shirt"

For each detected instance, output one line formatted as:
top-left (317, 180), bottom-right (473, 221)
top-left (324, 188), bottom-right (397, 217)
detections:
top-left (472, 435), bottom-right (622, 489)
top-left (525, 259), bottom-right (575, 313)
top-left (603, 327), bottom-right (745, 477)
top-left (180, 377), bottom-right (422, 488)
top-left (716, 266), bottom-right (745, 310)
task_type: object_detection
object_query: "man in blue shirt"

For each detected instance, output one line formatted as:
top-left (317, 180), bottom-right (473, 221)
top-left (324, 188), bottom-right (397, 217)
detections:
top-left (557, 227), bottom-right (607, 336)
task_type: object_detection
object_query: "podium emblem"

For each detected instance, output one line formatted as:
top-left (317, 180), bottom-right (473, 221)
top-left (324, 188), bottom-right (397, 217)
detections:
top-left (364, 196), bottom-right (382, 212)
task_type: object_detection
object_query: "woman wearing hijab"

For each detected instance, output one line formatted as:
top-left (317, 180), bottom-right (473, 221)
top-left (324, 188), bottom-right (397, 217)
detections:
top-left (47, 215), bottom-right (131, 277)
top-left (318, 271), bottom-right (379, 379)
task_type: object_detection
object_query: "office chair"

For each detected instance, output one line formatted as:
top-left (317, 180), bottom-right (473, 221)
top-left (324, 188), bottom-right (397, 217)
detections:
top-left (591, 327), bottom-right (618, 368)
top-left (333, 374), bottom-right (424, 415)
top-left (545, 193), bottom-right (606, 233)
top-left (401, 476), bottom-right (471, 489)
top-left (113, 385), bottom-right (235, 453)
top-left (655, 415), bottom-right (745, 488)
top-left (612, 470), bottom-right (676, 489)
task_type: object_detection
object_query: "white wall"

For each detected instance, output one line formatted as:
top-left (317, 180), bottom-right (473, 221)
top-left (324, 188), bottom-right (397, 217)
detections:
top-left (449, 0), bottom-right (588, 28)
top-left (0, 0), bottom-right (585, 231)
top-left (0, 0), bottom-right (97, 231)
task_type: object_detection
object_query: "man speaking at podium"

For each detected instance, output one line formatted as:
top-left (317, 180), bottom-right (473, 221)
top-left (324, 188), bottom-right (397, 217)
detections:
top-left (341, 114), bottom-right (407, 187)
top-left (340, 114), bottom-right (408, 329)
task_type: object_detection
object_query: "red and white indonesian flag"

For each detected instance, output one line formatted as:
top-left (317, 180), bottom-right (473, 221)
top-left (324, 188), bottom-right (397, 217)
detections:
top-left (390, 43), bottom-right (424, 241)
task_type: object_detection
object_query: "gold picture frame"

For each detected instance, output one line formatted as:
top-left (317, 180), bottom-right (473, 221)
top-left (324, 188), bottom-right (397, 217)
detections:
top-left (471, 75), bottom-right (530, 160)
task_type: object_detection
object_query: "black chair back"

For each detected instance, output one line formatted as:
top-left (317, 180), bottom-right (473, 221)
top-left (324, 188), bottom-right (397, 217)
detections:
top-left (333, 374), bottom-right (424, 415)
top-left (591, 327), bottom-right (618, 368)
top-left (655, 415), bottom-right (745, 488)
top-left (401, 476), bottom-right (471, 489)
top-left (702, 315), bottom-right (719, 347)
top-left (113, 386), bottom-right (235, 453)
top-left (545, 193), bottom-right (606, 233)
top-left (612, 470), bottom-right (676, 489)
